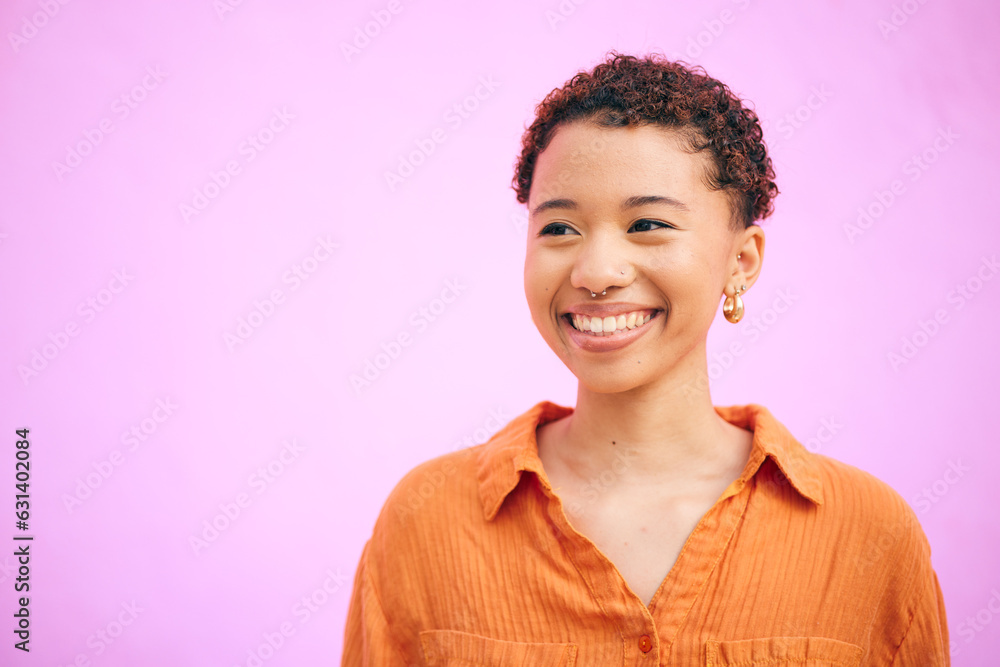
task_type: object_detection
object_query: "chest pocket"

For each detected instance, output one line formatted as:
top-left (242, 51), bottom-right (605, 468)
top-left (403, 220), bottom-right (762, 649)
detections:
top-left (420, 629), bottom-right (578, 667)
top-left (706, 636), bottom-right (863, 666)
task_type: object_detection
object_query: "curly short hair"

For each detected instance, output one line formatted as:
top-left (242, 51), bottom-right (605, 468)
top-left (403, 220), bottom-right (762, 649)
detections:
top-left (511, 52), bottom-right (777, 229)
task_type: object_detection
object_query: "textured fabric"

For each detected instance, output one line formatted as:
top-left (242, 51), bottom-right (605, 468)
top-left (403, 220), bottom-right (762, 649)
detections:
top-left (342, 401), bottom-right (949, 666)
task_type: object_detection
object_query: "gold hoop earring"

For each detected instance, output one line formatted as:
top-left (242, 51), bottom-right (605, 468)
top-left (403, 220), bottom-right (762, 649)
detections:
top-left (723, 284), bottom-right (747, 323)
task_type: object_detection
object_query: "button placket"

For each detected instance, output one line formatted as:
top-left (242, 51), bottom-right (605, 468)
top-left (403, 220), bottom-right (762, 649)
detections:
top-left (540, 477), bottom-right (667, 663)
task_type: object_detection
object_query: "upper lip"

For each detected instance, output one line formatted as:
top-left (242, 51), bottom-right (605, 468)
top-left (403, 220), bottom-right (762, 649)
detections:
top-left (562, 302), bottom-right (661, 318)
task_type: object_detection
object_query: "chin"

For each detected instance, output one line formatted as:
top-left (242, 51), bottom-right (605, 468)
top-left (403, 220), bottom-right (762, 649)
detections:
top-left (539, 326), bottom-right (657, 392)
top-left (565, 362), bottom-right (655, 395)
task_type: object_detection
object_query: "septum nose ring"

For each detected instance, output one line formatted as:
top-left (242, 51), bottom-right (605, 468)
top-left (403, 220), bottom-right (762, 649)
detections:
top-left (590, 270), bottom-right (626, 297)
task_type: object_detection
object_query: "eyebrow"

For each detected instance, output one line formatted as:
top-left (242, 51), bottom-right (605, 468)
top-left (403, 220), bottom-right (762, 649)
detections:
top-left (531, 194), bottom-right (690, 218)
top-left (621, 194), bottom-right (690, 211)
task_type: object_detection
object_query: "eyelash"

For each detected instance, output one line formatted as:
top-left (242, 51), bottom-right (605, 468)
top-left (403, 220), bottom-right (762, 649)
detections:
top-left (538, 219), bottom-right (674, 236)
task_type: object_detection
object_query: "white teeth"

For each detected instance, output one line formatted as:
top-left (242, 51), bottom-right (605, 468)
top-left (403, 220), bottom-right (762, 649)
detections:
top-left (570, 310), bottom-right (655, 335)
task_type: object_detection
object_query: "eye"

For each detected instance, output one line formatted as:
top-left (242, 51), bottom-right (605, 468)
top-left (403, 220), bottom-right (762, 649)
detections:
top-left (538, 222), bottom-right (579, 236)
top-left (629, 219), bottom-right (674, 233)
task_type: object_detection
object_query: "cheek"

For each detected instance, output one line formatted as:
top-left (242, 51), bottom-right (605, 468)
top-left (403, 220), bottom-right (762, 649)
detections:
top-left (523, 250), bottom-right (556, 313)
top-left (645, 249), bottom-right (703, 292)
top-left (645, 252), bottom-right (722, 317)
top-left (524, 244), bottom-right (564, 280)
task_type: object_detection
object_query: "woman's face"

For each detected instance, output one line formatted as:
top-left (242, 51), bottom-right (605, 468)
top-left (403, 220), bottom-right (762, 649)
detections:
top-left (523, 120), bottom-right (761, 394)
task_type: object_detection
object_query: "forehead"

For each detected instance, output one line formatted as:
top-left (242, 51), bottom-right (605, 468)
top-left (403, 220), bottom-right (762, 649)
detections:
top-left (529, 120), bottom-right (716, 210)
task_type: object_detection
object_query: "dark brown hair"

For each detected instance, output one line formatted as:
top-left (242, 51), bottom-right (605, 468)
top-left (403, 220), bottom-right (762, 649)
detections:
top-left (511, 51), bottom-right (778, 229)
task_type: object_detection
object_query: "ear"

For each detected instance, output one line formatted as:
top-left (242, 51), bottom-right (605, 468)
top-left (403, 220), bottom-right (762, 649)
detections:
top-left (726, 224), bottom-right (765, 297)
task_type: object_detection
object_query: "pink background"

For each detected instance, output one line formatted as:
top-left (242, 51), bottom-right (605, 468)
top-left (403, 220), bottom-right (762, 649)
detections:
top-left (2, 0), bottom-right (998, 664)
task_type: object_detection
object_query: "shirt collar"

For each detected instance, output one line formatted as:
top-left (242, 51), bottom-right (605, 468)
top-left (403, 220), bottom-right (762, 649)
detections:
top-left (477, 400), bottom-right (824, 522)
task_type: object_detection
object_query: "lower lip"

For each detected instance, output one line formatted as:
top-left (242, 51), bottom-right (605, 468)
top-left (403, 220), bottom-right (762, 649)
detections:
top-left (562, 312), bottom-right (661, 352)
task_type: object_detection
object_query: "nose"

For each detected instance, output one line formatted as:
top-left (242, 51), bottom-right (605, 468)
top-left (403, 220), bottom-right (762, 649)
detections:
top-left (570, 235), bottom-right (633, 296)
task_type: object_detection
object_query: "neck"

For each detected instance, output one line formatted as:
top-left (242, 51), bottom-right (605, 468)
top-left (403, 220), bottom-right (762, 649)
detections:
top-left (551, 346), bottom-right (749, 489)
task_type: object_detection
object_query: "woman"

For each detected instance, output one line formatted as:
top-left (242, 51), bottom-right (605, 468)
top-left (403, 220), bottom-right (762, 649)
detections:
top-left (342, 52), bottom-right (949, 666)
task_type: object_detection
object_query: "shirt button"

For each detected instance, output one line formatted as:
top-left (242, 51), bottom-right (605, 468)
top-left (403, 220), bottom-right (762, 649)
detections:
top-left (638, 634), bottom-right (653, 653)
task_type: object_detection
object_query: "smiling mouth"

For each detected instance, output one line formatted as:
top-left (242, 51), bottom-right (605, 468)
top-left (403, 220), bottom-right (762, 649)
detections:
top-left (564, 309), bottom-right (659, 336)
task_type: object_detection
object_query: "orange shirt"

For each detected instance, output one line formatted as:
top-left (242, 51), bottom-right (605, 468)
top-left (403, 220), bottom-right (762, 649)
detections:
top-left (342, 401), bottom-right (950, 666)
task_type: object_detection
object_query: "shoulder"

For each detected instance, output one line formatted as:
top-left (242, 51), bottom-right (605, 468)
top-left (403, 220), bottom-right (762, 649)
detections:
top-left (373, 445), bottom-right (484, 535)
top-left (367, 400), bottom-right (563, 536)
top-left (806, 452), bottom-right (933, 576)
top-left (379, 445), bottom-right (484, 523)
top-left (803, 456), bottom-right (948, 658)
top-left (361, 442), bottom-right (511, 615)
top-left (811, 453), bottom-right (918, 521)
